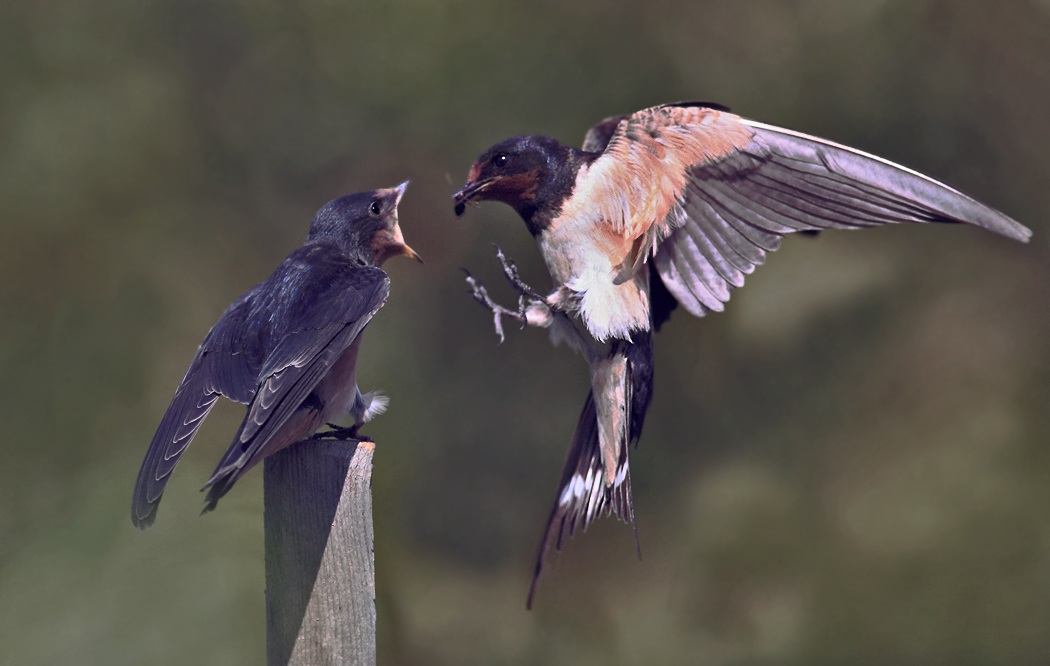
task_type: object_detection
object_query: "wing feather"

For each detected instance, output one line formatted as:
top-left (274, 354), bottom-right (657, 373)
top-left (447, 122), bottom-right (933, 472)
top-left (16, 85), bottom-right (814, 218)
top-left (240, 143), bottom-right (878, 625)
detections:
top-left (132, 244), bottom-right (391, 527)
top-left (131, 290), bottom-right (261, 528)
top-left (677, 207), bottom-right (750, 286)
top-left (573, 105), bottom-right (755, 252)
top-left (200, 263), bottom-right (389, 505)
top-left (682, 195), bottom-right (767, 271)
top-left (669, 231), bottom-right (730, 311)
top-left (635, 106), bottom-right (1032, 317)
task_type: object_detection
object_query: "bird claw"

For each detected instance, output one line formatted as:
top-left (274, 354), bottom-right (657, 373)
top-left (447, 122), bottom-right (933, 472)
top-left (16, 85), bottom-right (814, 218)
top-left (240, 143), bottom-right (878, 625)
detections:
top-left (465, 269), bottom-right (527, 343)
top-left (310, 424), bottom-right (364, 441)
top-left (464, 247), bottom-right (564, 342)
top-left (493, 245), bottom-right (546, 301)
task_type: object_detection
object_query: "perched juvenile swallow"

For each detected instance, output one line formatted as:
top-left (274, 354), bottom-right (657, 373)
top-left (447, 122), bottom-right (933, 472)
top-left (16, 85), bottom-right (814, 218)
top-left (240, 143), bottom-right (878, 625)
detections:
top-left (453, 101), bottom-right (1032, 606)
top-left (131, 182), bottom-right (420, 528)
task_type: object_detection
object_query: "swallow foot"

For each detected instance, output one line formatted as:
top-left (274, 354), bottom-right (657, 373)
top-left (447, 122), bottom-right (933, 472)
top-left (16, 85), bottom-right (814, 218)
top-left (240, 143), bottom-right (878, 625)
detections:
top-left (311, 424), bottom-right (367, 441)
top-left (464, 269), bottom-right (528, 343)
top-left (493, 245), bottom-right (547, 302)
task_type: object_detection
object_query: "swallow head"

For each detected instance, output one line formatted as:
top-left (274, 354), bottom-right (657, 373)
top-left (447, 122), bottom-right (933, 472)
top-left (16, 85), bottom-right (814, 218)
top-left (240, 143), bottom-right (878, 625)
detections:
top-left (454, 136), bottom-right (574, 227)
top-left (311, 180), bottom-right (422, 266)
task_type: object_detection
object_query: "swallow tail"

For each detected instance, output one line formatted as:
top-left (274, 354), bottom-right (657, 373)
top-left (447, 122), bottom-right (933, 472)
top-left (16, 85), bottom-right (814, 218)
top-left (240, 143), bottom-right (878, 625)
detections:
top-left (527, 391), bottom-right (634, 608)
top-left (528, 334), bottom-right (654, 608)
top-left (200, 400), bottom-right (324, 513)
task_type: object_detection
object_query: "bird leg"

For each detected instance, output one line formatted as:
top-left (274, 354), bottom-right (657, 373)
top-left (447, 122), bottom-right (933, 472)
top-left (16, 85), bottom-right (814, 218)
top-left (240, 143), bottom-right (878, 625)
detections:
top-left (493, 246), bottom-right (546, 301)
top-left (465, 246), bottom-right (588, 342)
top-left (493, 245), bottom-right (582, 317)
top-left (464, 269), bottom-right (528, 343)
top-left (310, 423), bottom-right (370, 442)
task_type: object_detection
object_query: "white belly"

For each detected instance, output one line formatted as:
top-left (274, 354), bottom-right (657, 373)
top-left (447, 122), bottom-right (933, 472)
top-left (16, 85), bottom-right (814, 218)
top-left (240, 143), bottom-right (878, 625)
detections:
top-left (539, 219), bottom-right (651, 341)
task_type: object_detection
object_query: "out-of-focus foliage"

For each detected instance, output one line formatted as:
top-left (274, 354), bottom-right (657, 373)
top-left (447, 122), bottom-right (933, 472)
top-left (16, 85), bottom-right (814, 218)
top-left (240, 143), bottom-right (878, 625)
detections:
top-left (1, 1), bottom-right (1048, 664)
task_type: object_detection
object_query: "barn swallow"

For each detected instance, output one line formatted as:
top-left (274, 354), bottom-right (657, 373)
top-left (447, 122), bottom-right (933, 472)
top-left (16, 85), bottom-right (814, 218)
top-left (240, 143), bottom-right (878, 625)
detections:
top-left (131, 181), bottom-right (420, 528)
top-left (453, 101), bottom-right (1032, 606)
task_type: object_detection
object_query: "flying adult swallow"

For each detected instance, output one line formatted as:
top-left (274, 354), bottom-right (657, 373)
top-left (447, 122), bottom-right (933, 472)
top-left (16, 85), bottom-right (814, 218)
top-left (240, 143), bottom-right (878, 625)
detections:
top-left (132, 182), bottom-right (420, 528)
top-left (453, 101), bottom-right (1032, 606)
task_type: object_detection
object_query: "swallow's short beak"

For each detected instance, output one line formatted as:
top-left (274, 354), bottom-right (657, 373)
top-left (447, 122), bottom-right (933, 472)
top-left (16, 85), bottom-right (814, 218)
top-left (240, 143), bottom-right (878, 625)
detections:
top-left (453, 177), bottom-right (496, 217)
top-left (392, 179), bottom-right (410, 205)
top-left (396, 182), bottom-right (422, 263)
top-left (377, 221), bottom-right (423, 265)
top-left (398, 238), bottom-right (423, 263)
top-left (376, 180), bottom-right (422, 265)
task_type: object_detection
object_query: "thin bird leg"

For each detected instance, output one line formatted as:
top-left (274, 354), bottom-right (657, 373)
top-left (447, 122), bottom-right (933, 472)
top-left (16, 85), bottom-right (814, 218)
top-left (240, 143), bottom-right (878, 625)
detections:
top-left (493, 245), bottom-right (547, 302)
top-left (492, 245), bottom-right (579, 323)
top-left (464, 269), bottom-right (528, 343)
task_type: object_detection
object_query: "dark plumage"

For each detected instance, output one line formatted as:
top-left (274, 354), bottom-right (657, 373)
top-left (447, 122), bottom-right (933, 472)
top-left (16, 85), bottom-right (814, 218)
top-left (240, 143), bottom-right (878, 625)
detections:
top-left (132, 182), bottom-right (419, 528)
top-left (453, 101), bottom-right (1031, 607)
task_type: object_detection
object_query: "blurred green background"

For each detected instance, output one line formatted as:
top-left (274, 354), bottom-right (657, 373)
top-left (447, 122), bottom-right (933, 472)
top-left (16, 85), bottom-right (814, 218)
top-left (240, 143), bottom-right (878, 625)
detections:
top-left (2, 1), bottom-right (1049, 664)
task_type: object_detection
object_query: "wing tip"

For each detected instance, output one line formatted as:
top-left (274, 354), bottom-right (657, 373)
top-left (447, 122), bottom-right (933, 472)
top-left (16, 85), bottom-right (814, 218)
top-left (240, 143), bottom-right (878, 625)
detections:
top-left (993, 217), bottom-right (1033, 244)
top-left (932, 202), bottom-right (1032, 244)
top-left (131, 501), bottom-right (159, 530)
top-left (131, 461), bottom-right (166, 530)
top-left (745, 119), bottom-right (1033, 244)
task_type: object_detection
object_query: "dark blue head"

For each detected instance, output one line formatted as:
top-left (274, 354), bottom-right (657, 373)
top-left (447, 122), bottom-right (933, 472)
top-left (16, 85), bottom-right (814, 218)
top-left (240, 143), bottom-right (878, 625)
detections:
top-left (453, 135), bottom-right (586, 233)
top-left (309, 181), bottom-right (421, 266)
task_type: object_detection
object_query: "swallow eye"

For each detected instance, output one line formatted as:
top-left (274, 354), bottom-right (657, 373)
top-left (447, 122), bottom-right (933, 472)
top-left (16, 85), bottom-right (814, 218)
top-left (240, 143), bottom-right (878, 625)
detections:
top-left (493, 153), bottom-right (508, 168)
top-left (369, 200), bottom-right (382, 216)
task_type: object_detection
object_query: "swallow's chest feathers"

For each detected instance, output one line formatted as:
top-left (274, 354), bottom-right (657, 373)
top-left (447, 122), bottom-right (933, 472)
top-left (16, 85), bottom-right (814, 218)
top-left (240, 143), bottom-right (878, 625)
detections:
top-left (539, 214), bottom-right (651, 342)
top-left (316, 333), bottom-right (364, 420)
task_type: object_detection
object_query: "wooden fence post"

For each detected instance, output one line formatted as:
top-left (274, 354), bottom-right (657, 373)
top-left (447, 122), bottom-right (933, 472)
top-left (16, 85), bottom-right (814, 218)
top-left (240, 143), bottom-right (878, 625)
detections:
top-left (264, 438), bottom-right (376, 666)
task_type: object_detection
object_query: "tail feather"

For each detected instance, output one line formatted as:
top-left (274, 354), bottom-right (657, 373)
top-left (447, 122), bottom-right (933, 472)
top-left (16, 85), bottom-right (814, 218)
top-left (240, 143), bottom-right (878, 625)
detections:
top-left (527, 335), bottom-right (654, 608)
top-left (527, 391), bottom-right (636, 609)
top-left (201, 472), bottom-right (238, 515)
top-left (199, 402), bottom-right (321, 514)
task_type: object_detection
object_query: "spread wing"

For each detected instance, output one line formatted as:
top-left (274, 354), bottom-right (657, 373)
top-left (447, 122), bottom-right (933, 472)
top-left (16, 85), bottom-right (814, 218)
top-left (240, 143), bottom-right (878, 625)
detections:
top-left (132, 288), bottom-right (262, 528)
top-left (200, 253), bottom-right (390, 507)
top-left (581, 102), bottom-right (1032, 316)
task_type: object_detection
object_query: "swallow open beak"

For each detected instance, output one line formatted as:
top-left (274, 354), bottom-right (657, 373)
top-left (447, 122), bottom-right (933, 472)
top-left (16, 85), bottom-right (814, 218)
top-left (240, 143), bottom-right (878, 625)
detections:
top-left (453, 177), bottom-right (497, 217)
top-left (376, 222), bottom-right (422, 265)
top-left (388, 215), bottom-right (423, 264)
top-left (398, 239), bottom-right (423, 263)
top-left (377, 180), bottom-right (423, 264)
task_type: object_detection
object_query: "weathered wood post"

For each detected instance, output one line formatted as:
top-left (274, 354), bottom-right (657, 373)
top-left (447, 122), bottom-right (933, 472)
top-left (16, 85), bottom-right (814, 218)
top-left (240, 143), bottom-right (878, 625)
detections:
top-left (264, 438), bottom-right (376, 666)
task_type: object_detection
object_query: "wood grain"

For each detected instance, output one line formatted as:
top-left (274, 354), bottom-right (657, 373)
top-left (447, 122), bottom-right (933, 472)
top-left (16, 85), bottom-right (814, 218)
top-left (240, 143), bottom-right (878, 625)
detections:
top-left (264, 438), bottom-right (376, 666)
